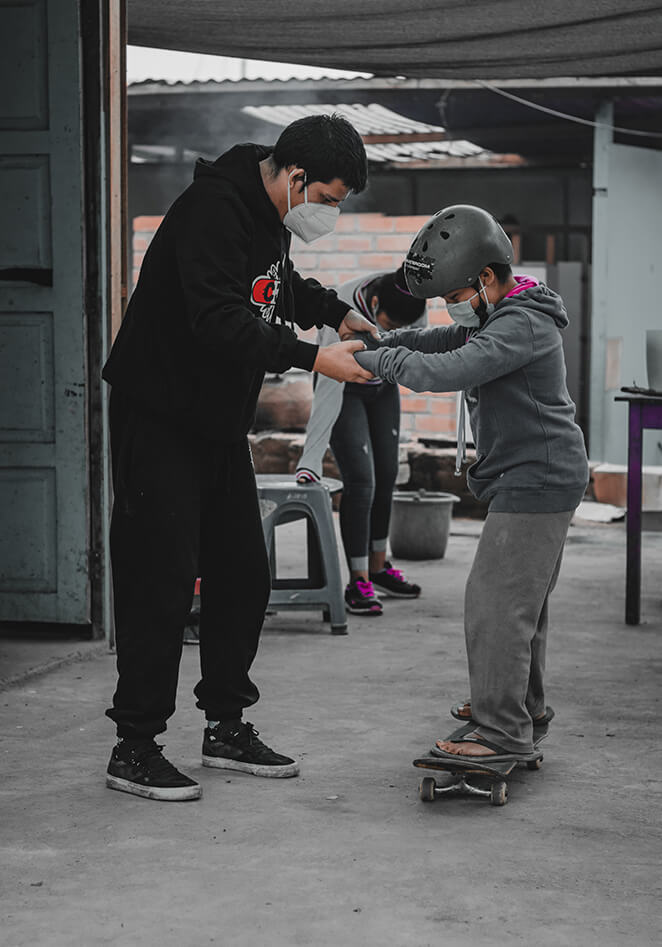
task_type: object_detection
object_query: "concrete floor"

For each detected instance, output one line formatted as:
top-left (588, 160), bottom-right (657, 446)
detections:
top-left (1, 517), bottom-right (661, 947)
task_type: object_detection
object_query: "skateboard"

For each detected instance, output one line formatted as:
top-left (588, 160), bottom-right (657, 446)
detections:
top-left (413, 724), bottom-right (546, 807)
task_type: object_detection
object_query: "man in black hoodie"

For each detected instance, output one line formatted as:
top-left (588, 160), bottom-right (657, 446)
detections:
top-left (103, 115), bottom-right (374, 801)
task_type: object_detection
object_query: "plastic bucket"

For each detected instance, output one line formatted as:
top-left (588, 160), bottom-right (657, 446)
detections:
top-left (389, 490), bottom-right (460, 560)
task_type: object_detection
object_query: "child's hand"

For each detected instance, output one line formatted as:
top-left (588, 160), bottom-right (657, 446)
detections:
top-left (338, 309), bottom-right (380, 341)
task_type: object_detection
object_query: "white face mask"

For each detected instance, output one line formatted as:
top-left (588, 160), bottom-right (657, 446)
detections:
top-left (283, 171), bottom-right (340, 243)
top-left (446, 279), bottom-right (494, 327)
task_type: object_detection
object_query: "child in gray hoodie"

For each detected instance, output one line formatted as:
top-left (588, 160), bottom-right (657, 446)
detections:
top-left (354, 205), bottom-right (589, 762)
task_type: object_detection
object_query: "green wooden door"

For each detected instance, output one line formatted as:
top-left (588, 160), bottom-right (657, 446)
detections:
top-left (0, 0), bottom-right (90, 623)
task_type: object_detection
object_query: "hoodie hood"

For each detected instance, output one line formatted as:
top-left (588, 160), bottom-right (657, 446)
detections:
top-left (194, 143), bottom-right (281, 228)
top-left (488, 279), bottom-right (569, 331)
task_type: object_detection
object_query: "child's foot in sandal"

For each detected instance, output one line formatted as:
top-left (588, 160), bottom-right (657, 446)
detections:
top-left (432, 732), bottom-right (538, 763)
top-left (450, 701), bottom-right (554, 730)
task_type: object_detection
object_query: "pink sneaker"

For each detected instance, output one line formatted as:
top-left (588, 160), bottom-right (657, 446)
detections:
top-left (345, 578), bottom-right (383, 616)
top-left (369, 562), bottom-right (421, 598)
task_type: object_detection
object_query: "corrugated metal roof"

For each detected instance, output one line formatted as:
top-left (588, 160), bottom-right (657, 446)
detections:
top-left (363, 140), bottom-right (487, 163)
top-left (241, 102), bottom-right (490, 163)
top-left (242, 103), bottom-right (445, 136)
top-left (128, 76), bottom-right (662, 92)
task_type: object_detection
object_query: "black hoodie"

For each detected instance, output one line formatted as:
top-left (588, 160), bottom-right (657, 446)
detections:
top-left (103, 143), bottom-right (350, 442)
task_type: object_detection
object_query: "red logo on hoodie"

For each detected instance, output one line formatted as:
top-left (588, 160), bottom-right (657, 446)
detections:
top-left (251, 262), bottom-right (281, 322)
top-left (252, 277), bottom-right (276, 305)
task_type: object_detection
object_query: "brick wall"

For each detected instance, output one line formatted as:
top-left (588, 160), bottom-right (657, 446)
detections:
top-left (132, 213), bottom-right (456, 439)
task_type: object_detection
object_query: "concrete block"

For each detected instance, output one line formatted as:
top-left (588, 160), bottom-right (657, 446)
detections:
top-left (249, 432), bottom-right (297, 473)
top-left (592, 462), bottom-right (662, 510)
top-left (404, 444), bottom-right (485, 518)
top-left (254, 370), bottom-right (313, 433)
top-left (249, 431), bottom-right (340, 482)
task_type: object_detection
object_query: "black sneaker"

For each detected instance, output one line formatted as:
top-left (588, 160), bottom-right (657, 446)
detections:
top-left (106, 738), bottom-right (202, 801)
top-left (369, 562), bottom-right (421, 599)
top-left (345, 577), bottom-right (383, 615)
top-left (202, 721), bottom-right (299, 778)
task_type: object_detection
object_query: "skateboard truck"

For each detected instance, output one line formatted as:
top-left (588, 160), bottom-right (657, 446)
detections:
top-left (413, 742), bottom-right (544, 807)
top-left (418, 771), bottom-right (511, 806)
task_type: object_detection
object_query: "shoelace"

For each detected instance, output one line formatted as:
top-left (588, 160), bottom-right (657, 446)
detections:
top-left (385, 566), bottom-right (405, 581)
top-left (222, 722), bottom-right (265, 749)
top-left (355, 579), bottom-right (375, 598)
top-left (128, 742), bottom-right (183, 779)
top-left (243, 723), bottom-right (259, 745)
top-left (236, 723), bottom-right (281, 761)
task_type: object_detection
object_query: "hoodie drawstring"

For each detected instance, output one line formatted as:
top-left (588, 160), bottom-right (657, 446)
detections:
top-left (279, 232), bottom-right (296, 332)
top-left (455, 390), bottom-right (467, 477)
top-left (455, 326), bottom-right (476, 477)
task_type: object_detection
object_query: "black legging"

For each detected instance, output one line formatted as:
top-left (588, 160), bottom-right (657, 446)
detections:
top-left (330, 381), bottom-right (400, 572)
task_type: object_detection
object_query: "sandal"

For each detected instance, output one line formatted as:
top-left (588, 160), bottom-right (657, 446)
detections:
top-left (450, 701), bottom-right (555, 732)
top-left (431, 734), bottom-right (540, 764)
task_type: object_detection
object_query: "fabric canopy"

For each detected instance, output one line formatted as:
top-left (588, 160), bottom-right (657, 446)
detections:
top-left (128, 0), bottom-right (662, 79)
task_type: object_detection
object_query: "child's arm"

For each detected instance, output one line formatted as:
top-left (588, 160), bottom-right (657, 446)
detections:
top-left (354, 312), bottom-right (536, 393)
top-left (379, 324), bottom-right (465, 354)
top-left (295, 325), bottom-right (345, 483)
top-left (295, 374), bottom-right (344, 482)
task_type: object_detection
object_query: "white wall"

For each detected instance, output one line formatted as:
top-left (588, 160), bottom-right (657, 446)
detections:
top-left (590, 120), bottom-right (662, 465)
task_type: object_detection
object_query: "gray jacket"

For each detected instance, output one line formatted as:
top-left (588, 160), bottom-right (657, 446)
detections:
top-left (355, 282), bottom-right (589, 513)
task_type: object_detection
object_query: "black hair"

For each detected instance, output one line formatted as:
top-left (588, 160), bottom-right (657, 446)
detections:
top-left (473, 261), bottom-right (513, 322)
top-left (369, 265), bottom-right (426, 326)
top-left (272, 114), bottom-right (368, 194)
top-left (473, 261), bottom-right (513, 287)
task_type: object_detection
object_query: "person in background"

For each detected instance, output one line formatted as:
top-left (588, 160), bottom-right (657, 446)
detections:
top-left (353, 205), bottom-right (589, 763)
top-left (102, 114), bottom-right (376, 802)
top-left (296, 265), bottom-right (425, 616)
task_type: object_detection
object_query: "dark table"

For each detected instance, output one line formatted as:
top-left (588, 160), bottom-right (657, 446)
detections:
top-left (615, 391), bottom-right (662, 624)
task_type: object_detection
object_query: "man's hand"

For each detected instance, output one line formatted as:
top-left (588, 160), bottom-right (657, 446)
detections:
top-left (313, 340), bottom-right (375, 384)
top-left (338, 309), bottom-right (380, 341)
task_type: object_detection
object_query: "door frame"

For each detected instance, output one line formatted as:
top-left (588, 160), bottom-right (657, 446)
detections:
top-left (81, 0), bottom-right (127, 640)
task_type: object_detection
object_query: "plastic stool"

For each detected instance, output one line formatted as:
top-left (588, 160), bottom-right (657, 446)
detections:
top-left (256, 474), bottom-right (347, 635)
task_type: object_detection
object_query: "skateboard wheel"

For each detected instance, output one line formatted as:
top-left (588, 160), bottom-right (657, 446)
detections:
top-left (527, 756), bottom-right (543, 771)
top-left (419, 777), bottom-right (437, 802)
top-left (490, 780), bottom-right (508, 806)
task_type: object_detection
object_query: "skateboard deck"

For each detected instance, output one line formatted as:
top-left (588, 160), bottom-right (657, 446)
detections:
top-left (413, 727), bottom-right (546, 806)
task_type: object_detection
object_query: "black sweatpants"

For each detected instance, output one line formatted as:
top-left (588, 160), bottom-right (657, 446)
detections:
top-left (106, 390), bottom-right (270, 739)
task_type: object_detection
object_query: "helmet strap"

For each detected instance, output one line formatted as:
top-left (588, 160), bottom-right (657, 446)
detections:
top-left (471, 279), bottom-right (487, 318)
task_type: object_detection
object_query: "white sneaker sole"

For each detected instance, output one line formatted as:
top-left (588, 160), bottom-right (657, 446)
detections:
top-left (346, 604), bottom-right (383, 615)
top-left (370, 586), bottom-right (420, 599)
top-left (106, 773), bottom-right (202, 801)
top-left (201, 755), bottom-right (299, 778)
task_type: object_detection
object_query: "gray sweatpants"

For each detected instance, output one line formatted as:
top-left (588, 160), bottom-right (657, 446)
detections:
top-left (464, 510), bottom-right (574, 754)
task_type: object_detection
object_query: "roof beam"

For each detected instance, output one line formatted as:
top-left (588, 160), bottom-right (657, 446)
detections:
top-left (128, 76), bottom-right (662, 96)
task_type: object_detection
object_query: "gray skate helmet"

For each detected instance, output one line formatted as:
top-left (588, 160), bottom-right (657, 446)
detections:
top-left (403, 204), bottom-right (513, 299)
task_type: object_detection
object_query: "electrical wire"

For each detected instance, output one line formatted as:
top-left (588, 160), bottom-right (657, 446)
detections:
top-left (475, 79), bottom-right (662, 139)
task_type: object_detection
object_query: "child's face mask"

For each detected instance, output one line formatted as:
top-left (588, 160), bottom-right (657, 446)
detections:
top-left (446, 279), bottom-right (494, 328)
top-left (283, 171), bottom-right (340, 243)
